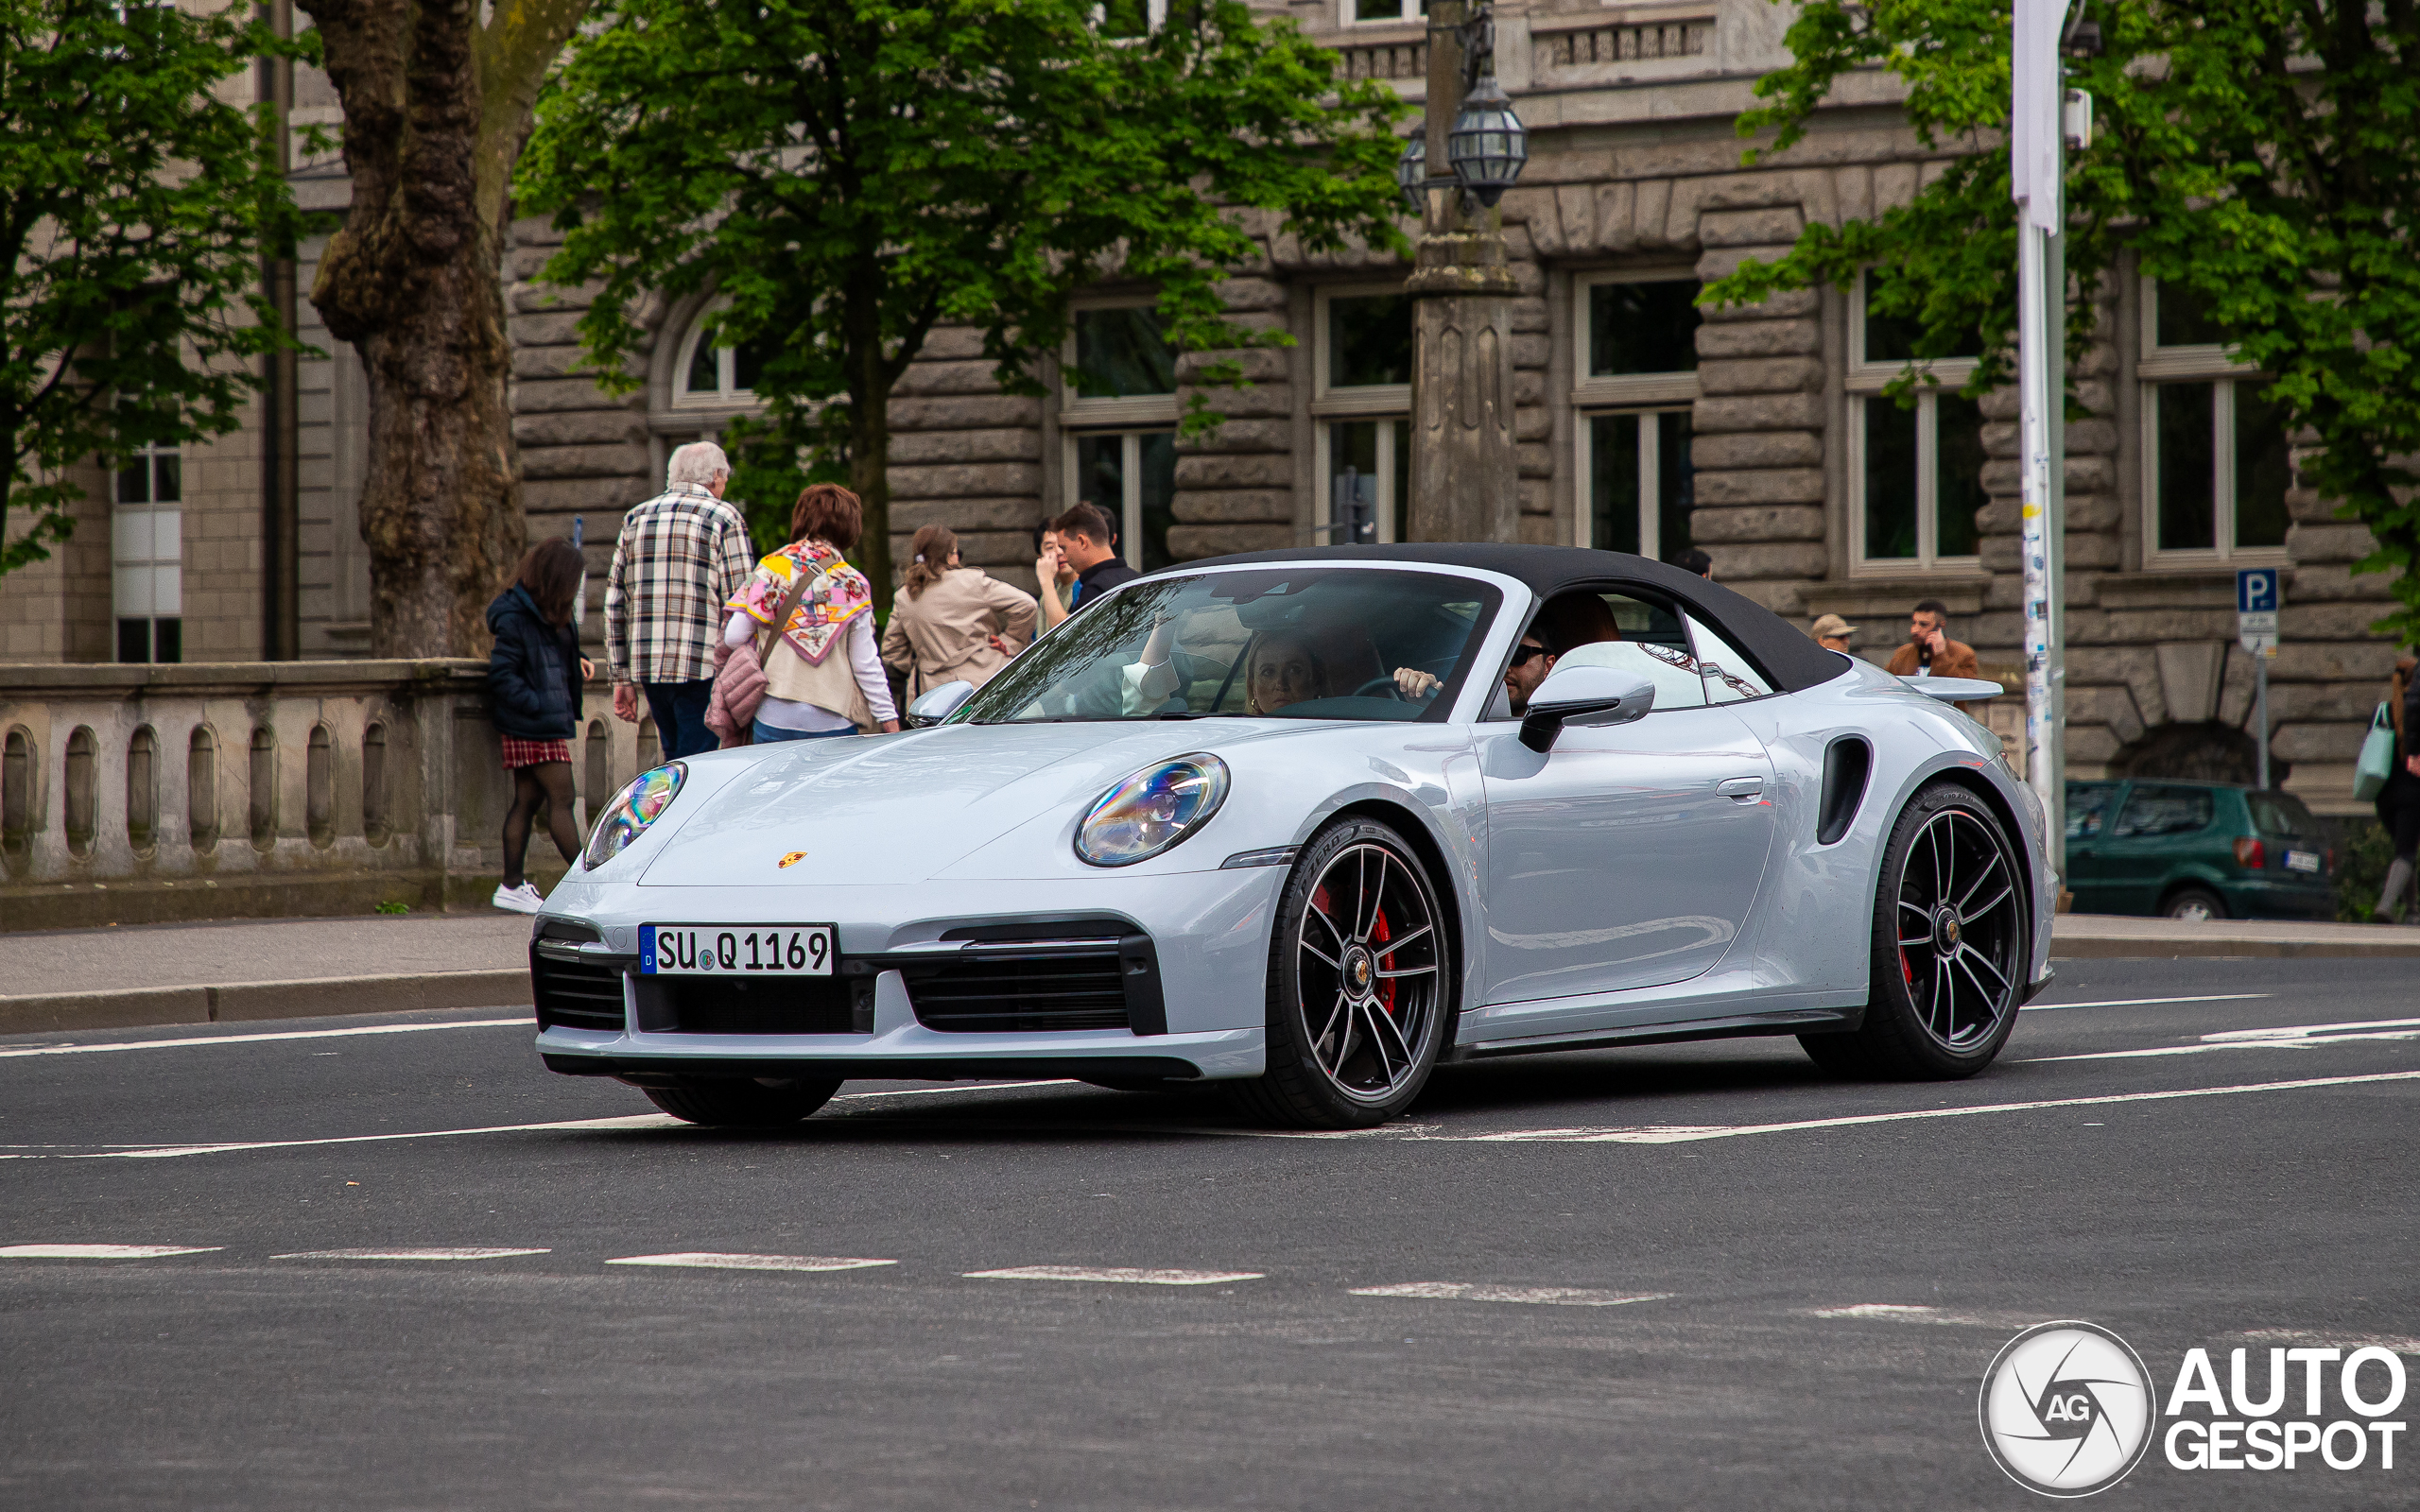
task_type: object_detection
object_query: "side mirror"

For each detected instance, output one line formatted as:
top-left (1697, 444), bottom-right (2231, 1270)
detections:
top-left (906, 679), bottom-right (975, 727)
top-left (1518, 664), bottom-right (1655, 753)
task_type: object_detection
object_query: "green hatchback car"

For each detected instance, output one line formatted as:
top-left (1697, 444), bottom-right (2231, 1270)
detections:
top-left (2065, 780), bottom-right (2334, 920)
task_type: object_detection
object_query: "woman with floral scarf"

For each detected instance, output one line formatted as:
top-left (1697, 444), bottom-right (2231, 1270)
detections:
top-left (722, 484), bottom-right (900, 741)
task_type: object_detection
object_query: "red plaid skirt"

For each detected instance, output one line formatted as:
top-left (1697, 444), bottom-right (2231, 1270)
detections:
top-left (500, 737), bottom-right (572, 769)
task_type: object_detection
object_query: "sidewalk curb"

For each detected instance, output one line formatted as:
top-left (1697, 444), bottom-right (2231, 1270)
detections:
top-left (0, 969), bottom-right (531, 1036)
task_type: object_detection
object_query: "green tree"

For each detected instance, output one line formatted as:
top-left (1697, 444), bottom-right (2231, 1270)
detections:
top-left (0, 0), bottom-right (314, 576)
top-left (1706, 0), bottom-right (2420, 641)
top-left (299, 0), bottom-right (589, 656)
top-left (520, 0), bottom-right (1409, 605)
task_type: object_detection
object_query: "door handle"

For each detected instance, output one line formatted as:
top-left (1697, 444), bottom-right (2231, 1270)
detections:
top-left (1717, 776), bottom-right (1765, 799)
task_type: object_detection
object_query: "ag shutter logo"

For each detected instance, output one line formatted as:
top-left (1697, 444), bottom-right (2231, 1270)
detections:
top-left (1979, 1322), bottom-right (2158, 1496)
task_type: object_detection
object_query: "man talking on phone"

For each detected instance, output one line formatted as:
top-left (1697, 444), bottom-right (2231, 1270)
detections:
top-left (1884, 599), bottom-right (1979, 680)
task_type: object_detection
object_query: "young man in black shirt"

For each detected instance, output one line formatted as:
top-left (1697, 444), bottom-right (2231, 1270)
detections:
top-left (1036, 503), bottom-right (1136, 627)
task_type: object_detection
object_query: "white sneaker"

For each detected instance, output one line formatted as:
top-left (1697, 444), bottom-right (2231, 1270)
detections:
top-left (492, 882), bottom-right (544, 914)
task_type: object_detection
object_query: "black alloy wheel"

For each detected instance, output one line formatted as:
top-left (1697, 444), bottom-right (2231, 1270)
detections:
top-left (1801, 780), bottom-right (2027, 1079)
top-left (642, 1076), bottom-right (843, 1127)
top-left (1229, 816), bottom-right (1451, 1129)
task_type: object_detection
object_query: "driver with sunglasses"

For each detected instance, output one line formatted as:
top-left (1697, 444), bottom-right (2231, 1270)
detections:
top-left (1397, 592), bottom-right (1617, 713)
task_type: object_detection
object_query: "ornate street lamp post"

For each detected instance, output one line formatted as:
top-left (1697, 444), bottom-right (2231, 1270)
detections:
top-left (1401, 1), bottom-right (1528, 544)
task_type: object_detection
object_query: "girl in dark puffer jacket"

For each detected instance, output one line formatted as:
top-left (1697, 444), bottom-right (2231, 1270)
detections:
top-left (486, 539), bottom-right (590, 913)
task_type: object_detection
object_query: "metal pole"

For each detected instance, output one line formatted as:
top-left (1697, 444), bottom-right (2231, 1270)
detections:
top-left (2256, 655), bottom-right (2270, 790)
top-left (2013, 0), bottom-right (2066, 894)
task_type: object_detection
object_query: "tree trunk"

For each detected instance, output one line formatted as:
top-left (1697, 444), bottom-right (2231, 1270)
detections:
top-left (300, 0), bottom-right (587, 657)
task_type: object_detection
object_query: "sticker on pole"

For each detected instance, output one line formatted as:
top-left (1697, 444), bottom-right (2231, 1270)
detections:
top-left (2236, 568), bottom-right (2279, 655)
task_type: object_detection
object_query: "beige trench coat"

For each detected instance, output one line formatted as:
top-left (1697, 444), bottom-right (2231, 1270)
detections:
top-left (880, 568), bottom-right (1039, 696)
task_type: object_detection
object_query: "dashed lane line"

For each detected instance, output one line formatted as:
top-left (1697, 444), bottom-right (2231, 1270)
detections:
top-left (2020, 993), bottom-right (2271, 1011)
top-left (2024, 1018), bottom-right (2420, 1062)
top-left (0, 1019), bottom-right (529, 1058)
top-left (1414, 1069), bottom-right (2420, 1143)
top-left (1350, 1282), bottom-right (1671, 1307)
top-left (965, 1265), bottom-right (1264, 1285)
top-left (270, 1247), bottom-right (550, 1261)
top-left (1805, 1303), bottom-right (2048, 1328)
top-left (607, 1253), bottom-right (896, 1273)
top-left (0, 1244), bottom-right (223, 1259)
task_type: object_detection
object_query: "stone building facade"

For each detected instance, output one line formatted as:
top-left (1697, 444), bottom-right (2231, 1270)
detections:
top-left (8, 0), bottom-right (2402, 816)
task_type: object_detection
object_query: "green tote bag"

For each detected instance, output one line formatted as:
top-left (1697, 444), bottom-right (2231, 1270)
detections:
top-left (2353, 701), bottom-right (2395, 801)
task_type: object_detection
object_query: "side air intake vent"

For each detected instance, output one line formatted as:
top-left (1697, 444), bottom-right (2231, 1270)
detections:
top-left (1817, 736), bottom-right (1873, 846)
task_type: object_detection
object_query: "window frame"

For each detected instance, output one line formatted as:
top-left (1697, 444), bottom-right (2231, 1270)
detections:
top-left (1312, 284), bottom-right (1415, 545)
top-left (1572, 406), bottom-right (1691, 558)
top-left (1062, 426), bottom-right (1178, 573)
top-left (1059, 298), bottom-right (1181, 431)
top-left (666, 299), bottom-right (766, 414)
top-left (2138, 279), bottom-right (2290, 567)
top-left (1846, 270), bottom-right (1984, 577)
top-left (1570, 269), bottom-right (1701, 554)
top-left (1340, 0), bottom-right (1424, 26)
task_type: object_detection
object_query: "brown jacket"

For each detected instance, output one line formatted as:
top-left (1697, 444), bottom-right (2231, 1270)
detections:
top-left (1885, 637), bottom-right (1981, 681)
top-left (880, 568), bottom-right (1039, 696)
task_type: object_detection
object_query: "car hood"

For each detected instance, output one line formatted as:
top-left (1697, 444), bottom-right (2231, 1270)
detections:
top-left (635, 719), bottom-right (1312, 886)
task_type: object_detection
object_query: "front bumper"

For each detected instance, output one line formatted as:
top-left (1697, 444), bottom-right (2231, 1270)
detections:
top-left (529, 868), bottom-right (1285, 1081)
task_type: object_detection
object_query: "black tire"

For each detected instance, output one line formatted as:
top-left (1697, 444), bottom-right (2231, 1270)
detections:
top-left (2162, 885), bottom-right (2227, 922)
top-left (1226, 816), bottom-right (1452, 1129)
top-left (642, 1076), bottom-right (842, 1127)
top-left (1799, 780), bottom-right (2027, 1080)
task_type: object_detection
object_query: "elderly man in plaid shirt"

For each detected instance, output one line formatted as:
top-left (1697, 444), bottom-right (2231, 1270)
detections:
top-left (605, 441), bottom-right (756, 759)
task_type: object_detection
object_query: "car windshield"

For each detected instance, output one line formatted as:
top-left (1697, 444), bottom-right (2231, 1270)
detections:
top-left (958, 567), bottom-right (1501, 724)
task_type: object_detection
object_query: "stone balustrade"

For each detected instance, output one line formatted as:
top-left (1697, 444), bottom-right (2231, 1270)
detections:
top-left (0, 662), bottom-right (659, 931)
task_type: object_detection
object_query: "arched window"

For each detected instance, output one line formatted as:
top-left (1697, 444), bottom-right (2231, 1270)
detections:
top-left (670, 303), bottom-right (769, 410)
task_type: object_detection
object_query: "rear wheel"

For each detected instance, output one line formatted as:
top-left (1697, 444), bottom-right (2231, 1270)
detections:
top-left (1800, 781), bottom-right (2026, 1080)
top-left (2162, 886), bottom-right (2225, 922)
top-left (641, 1076), bottom-right (842, 1127)
top-left (1227, 817), bottom-right (1451, 1129)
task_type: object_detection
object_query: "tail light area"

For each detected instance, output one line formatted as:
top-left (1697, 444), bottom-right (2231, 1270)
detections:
top-left (2233, 837), bottom-right (2266, 870)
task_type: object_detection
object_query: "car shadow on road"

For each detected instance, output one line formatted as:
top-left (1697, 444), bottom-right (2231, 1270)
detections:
top-left (1410, 1044), bottom-right (1835, 1119)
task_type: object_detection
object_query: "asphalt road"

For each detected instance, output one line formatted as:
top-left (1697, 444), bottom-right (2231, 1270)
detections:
top-left (4, 957), bottom-right (2414, 1510)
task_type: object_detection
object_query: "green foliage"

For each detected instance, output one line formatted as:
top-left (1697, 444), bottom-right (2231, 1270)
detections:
top-left (1704, 0), bottom-right (2420, 642)
top-left (519, 0), bottom-right (1409, 602)
top-left (0, 0), bottom-right (320, 575)
top-left (373, 899), bottom-right (412, 916)
top-left (2331, 816), bottom-right (2398, 922)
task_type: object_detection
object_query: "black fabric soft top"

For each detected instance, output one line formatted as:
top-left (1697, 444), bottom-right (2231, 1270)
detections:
top-left (1170, 543), bottom-right (1850, 694)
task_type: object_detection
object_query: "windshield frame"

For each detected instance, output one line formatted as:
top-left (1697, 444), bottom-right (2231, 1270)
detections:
top-left (953, 560), bottom-right (1519, 727)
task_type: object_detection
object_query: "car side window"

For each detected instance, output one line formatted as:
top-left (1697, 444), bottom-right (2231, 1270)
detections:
top-left (1683, 611), bottom-right (1778, 704)
top-left (2114, 784), bottom-right (2214, 837)
top-left (2066, 782), bottom-right (2116, 839)
top-left (1553, 592), bottom-right (1708, 713)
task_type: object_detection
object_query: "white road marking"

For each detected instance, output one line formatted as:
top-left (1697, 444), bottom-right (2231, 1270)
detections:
top-left (0, 1019), bottom-right (527, 1059)
top-left (2236, 1329), bottom-right (2420, 1354)
top-left (2026, 1018), bottom-right (2420, 1062)
top-left (79, 1113), bottom-right (682, 1160)
top-left (606, 1252), bottom-right (895, 1273)
top-left (964, 1265), bottom-right (1263, 1285)
top-left (2021, 993), bottom-right (2271, 1012)
top-left (1350, 1282), bottom-right (1670, 1307)
top-left (271, 1247), bottom-right (550, 1261)
top-left (0, 1244), bottom-right (222, 1259)
top-left (1421, 1070), bottom-right (2420, 1143)
top-left (1805, 1303), bottom-right (2045, 1328)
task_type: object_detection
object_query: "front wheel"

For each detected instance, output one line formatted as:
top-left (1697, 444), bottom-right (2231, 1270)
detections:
top-left (642, 1076), bottom-right (842, 1127)
top-left (1227, 817), bottom-right (1452, 1129)
top-left (1800, 781), bottom-right (2026, 1080)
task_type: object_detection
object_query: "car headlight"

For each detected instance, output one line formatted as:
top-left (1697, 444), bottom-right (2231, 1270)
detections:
top-left (582, 762), bottom-right (687, 870)
top-left (1074, 754), bottom-right (1230, 868)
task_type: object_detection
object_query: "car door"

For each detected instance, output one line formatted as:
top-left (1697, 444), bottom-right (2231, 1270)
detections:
top-left (2063, 781), bottom-right (2121, 912)
top-left (1476, 591), bottom-right (1779, 1009)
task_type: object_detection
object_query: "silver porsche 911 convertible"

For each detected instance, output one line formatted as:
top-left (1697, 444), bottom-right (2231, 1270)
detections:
top-left (531, 545), bottom-right (2051, 1129)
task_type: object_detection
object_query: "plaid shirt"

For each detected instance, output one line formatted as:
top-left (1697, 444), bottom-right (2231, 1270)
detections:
top-left (603, 485), bottom-right (755, 685)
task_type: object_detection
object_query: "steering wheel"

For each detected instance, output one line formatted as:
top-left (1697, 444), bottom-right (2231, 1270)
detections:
top-left (1351, 674), bottom-right (1409, 701)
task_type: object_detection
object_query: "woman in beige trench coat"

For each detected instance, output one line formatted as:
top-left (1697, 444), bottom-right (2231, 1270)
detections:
top-left (881, 524), bottom-right (1040, 697)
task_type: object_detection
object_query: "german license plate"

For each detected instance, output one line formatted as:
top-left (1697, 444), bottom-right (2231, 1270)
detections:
top-left (2284, 850), bottom-right (2322, 874)
top-left (640, 924), bottom-right (834, 976)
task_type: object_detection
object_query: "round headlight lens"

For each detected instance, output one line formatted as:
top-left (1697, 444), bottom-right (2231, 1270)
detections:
top-left (582, 762), bottom-right (686, 870)
top-left (1074, 754), bottom-right (1230, 868)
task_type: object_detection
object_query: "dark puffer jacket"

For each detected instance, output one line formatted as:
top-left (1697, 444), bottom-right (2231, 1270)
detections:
top-left (486, 585), bottom-right (584, 742)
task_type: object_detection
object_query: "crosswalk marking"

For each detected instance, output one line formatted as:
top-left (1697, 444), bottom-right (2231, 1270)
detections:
top-left (1350, 1282), bottom-right (1670, 1307)
top-left (606, 1252), bottom-right (895, 1273)
top-left (0, 1243), bottom-right (222, 1259)
top-left (964, 1265), bottom-right (1263, 1285)
top-left (270, 1247), bottom-right (549, 1261)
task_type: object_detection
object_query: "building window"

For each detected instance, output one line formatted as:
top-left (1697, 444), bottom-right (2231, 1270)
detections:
top-left (1313, 287), bottom-right (1414, 544)
top-left (1847, 271), bottom-right (1984, 573)
top-left (1572, 272), bottom-right (1700, 558)
top-left (1345, 0), bottom-right (1427, 22)
top-left (1062, 302), bottom-right (1180, 570)
top-left (113, 434), bottom-right (182, 663)
top-left (2139, 282), bottom-right (2290, 560)
top-left (672, 305), bottom-right (767, 409)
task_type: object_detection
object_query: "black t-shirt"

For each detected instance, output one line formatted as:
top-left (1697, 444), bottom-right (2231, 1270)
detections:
top-left (1066, 557), bottom-right (1139, 615)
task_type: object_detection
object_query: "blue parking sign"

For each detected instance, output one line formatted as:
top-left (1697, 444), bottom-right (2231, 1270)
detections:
top-left (2236, 568), bottom-right (2278, 615)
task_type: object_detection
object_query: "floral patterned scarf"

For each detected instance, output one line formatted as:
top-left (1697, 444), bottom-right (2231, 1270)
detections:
top-left (727, 539), bottom-right (873, 666)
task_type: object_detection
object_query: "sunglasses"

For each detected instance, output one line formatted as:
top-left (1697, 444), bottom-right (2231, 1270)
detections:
top-left (1509, 642), bottom-right (1551, 668)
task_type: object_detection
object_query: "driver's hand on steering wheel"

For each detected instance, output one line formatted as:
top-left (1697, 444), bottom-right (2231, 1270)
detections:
top-left (1392, 666), bottom-right (1441, 700)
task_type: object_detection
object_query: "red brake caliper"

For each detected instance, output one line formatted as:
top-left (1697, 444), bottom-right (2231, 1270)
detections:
top-left (1373, 907), bottom-right (1396, 1014)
